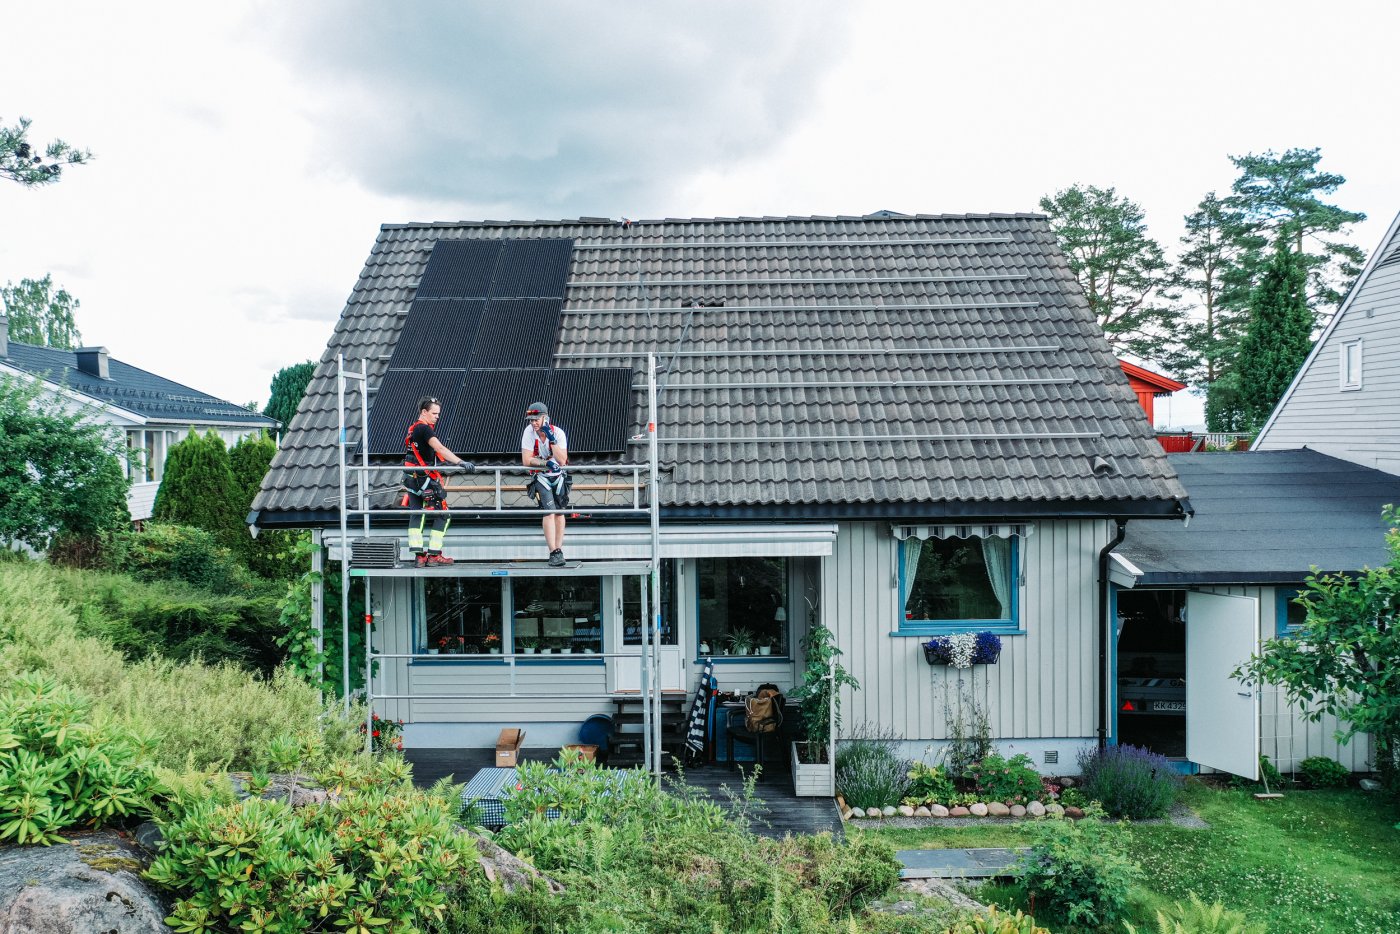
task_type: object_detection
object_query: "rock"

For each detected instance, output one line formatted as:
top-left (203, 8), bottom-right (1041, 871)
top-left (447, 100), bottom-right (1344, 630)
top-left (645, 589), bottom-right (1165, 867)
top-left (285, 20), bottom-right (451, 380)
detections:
top-left (866, 807), bottom-right (882, 818)
top-left (133, 821), bottom-right (164, 855)
top-left (986, 802), bottom-right (1011, 817)
top-left (881, 806), bottom-right (897, 817)
top-left (898, 805), bottom-right (915, 817)
top-left (0, 830), bottom-right (170, 933)
top-left (949, 805), bottom-right (970, 817)
top-left (1027, 801), bottom-right (1046, 817)
top-left (969, 802), bottom-right (989, 817)
top-left (1359, 778), bottom-right (1382, 792)
top-left (914, 806), bottom-right (931, 818)
top-left (896, 877), bottom-right (987, 914)
top-left (466, 830), bottom-right (564, 895)
top-left (1058, 776), bottom-right (1077, 788)
top-left (930, 804), bottom-right (950, 817)
top-left (1064, 806), bottom-right (1085, 820)
top-left (1010, 804), bottom-right (1027, 818)
top-left (228, 772), bottom-right (335, 809)
top-left (1045, 803), bottom-right (1065, 817)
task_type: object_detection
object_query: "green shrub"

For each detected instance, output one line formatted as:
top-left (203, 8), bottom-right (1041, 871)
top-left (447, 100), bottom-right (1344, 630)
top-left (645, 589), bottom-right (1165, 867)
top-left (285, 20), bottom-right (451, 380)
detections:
top-left (905, 760), bottom-right (957, 806)
top-left (147, 756), bottom-right (475, 933)
top-left (1077, 744), bottom-right (1182, 819)
top-left (836, 736), bottom-right (911, 809)
top-left (97, 523), bottom-right (259, 595)
top-left (1298, 755), bottom-right (1350, 789)
top-left (1014, 805), bottom-right (1140, 929)
top-left (1124, 893), bottom-right (1266, 934)
top-left (0, 674), bottom-right (160, 845)
top-left (969, 752), bottom-right (1044, 805)
top-left (940, 907), bottom-right (1050, 934)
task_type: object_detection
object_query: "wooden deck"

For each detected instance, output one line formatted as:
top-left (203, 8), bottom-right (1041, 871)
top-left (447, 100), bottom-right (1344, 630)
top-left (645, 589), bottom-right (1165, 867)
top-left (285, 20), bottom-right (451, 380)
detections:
top-left (403, 746), bottom-right (843, 839)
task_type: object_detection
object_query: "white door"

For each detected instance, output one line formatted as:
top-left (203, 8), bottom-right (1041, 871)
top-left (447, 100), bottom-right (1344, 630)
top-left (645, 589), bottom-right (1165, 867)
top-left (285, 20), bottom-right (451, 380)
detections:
top-left (610, 574), bottom-right (685, 692)
top-left (1185, 592), bottom-right (1260, 780)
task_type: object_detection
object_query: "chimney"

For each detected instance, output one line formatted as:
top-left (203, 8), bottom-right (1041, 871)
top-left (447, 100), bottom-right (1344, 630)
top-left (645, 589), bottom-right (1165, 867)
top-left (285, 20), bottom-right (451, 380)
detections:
top-left (75, 346), bottom-right (110, 380)
top-left (0, 314), bottom-right (8, 357)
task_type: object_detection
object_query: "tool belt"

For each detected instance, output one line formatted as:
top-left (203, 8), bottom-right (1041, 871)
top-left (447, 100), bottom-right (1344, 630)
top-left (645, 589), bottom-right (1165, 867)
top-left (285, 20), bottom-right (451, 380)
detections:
top-left (402, 470), bottom-right (445, 508)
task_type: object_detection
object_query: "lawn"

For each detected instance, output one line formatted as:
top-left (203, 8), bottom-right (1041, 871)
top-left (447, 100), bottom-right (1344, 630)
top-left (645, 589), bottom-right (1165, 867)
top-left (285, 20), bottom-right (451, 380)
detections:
top-left (853, 783), bottom-right (1400, 934)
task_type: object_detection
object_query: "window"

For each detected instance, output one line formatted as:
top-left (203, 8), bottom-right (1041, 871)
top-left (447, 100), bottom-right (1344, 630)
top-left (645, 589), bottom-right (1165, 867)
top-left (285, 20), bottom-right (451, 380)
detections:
top-left (1340, 339), bottom-right (1363, 390)
top-left (622, 563), bottom-right (677, 646)
top-left (697, 557), bottom-right (789, 657)
top-left (127, 429), bottom-right (173, 483)
top-left (511, 577), bottom-right (603, 654)
top-left (1275, 587), bottom-right (1308, 637)
top-left (899, 534), bottom-right (1018, 633)
top-left (424, 578), bottom-right (503, 654)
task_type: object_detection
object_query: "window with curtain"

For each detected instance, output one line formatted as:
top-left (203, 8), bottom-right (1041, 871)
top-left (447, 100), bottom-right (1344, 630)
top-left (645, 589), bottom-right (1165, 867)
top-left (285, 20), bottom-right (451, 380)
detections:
top-left (899, 534), bottom-right (1018, 632)
top-left (697, 557), bottom-right (789, 657)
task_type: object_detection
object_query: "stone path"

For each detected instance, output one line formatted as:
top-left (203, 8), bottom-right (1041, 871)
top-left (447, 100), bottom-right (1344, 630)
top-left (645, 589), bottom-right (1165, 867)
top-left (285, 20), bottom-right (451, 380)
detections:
top-left (895, 847), bottom-right (1029, 879)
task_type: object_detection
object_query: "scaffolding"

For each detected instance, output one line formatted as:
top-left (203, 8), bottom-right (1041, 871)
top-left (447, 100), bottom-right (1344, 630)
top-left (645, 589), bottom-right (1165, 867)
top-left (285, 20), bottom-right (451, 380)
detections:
top-left (329, 354), bottom-right (670, 776)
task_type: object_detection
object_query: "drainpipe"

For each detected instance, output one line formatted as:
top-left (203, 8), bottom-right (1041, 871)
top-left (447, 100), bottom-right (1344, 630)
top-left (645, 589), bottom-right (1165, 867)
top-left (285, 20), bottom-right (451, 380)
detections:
top-left (1097, 518), bottom-right (1128, 750)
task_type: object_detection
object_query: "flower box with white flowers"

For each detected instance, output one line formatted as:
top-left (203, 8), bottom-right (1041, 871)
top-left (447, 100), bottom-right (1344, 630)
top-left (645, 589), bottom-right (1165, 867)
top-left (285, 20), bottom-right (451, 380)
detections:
top-left (922, 631), bottom-right (1002, 668)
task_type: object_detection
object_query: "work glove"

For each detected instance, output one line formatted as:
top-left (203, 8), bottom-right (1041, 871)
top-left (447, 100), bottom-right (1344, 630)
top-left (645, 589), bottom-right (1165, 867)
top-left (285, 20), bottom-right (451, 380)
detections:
top-left (544, 425), bottom-right (557, 444)
top-left (546, 458), bottom-right (561, 473)
top-left (456, 460), bottom-right (476, 471)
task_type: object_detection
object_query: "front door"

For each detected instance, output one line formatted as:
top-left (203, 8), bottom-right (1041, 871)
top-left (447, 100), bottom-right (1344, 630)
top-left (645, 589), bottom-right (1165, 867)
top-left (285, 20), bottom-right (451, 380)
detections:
top-left (1185, 591), bottom-right (1260, 780)
top-left (610, 570), bottom-right (685, 692)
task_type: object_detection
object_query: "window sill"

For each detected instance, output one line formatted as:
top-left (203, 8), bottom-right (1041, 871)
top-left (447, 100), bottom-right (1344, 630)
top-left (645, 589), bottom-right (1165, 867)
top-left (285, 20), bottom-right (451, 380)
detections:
top-left (891, 626), bottom-right (1023, 638)
top-left (695, 655), bottom-right (791, 664)
top-left (409, 656), bottom-right (605, 666)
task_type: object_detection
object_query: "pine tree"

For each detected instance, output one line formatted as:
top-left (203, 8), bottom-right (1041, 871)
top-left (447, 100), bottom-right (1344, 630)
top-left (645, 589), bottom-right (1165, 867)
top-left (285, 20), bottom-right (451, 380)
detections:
top-left (1234, 233), bottom-right (1313, 432)
top-left (229, 433), bottom-right (299, 578)
top-left (153, 430), bottom-right (242, 549)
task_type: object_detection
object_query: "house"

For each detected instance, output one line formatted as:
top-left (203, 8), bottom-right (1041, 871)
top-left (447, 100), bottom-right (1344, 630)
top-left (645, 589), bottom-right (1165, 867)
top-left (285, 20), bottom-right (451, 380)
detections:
top-left (1118, 359), bottom-right (1185, 426)
top-left (1254, 209), bottom-right (1400, 474)
top-left (0, 318), bottom-right (276, 520)
top-left (251, 213), bottom-right (1198, 777)
top-left (1114, 450), bottom-right (1396, 775)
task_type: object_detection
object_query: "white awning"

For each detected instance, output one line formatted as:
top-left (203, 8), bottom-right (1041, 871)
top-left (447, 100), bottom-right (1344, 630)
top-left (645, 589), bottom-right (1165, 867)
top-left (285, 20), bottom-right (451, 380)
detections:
top-left (892, 523), bottom-right (1034, 541)
top-left (327, 523), bottom-right (837, 562)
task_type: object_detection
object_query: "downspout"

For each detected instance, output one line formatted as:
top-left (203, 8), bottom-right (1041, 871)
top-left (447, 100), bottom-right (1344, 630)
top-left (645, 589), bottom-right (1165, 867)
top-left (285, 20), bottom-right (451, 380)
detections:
top-left (1097, 518), bottom-right (1128, 750)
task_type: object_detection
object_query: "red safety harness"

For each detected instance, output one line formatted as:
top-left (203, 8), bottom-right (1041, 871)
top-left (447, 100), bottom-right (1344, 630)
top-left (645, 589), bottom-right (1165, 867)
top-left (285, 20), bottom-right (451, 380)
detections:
top-left (404, 420), bottom-right (441, 480)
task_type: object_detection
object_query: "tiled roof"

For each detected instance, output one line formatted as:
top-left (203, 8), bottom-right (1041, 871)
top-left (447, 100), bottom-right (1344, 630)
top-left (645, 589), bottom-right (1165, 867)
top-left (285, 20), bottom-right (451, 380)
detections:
top-left (1119, 449), bottom-right (1400, 584)
top-left (2, 342), bottom-right (275, 427)
top-left (252, 214), bottom-right (1189, 525)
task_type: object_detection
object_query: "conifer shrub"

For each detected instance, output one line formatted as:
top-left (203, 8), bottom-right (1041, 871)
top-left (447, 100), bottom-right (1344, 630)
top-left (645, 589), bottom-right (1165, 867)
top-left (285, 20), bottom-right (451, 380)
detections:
top-left (0, 674), bottom-right (161, 845)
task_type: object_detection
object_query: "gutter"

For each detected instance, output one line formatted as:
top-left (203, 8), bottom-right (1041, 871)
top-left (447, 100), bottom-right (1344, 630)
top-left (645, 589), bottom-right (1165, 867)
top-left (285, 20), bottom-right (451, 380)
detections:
top-left (1097, 518), bottom-right (1128, 751)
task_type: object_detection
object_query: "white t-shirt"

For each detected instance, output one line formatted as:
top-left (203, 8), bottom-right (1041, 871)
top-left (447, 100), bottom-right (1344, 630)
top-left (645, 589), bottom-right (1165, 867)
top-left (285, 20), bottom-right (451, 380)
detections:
top-left (521, 423), bottom-right (568, 476)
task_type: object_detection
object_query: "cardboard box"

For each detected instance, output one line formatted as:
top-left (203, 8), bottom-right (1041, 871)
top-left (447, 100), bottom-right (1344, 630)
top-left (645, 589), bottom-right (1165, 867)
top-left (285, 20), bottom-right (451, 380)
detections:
top-left (563, 743), bottom-right (597, 762)
top-left (495, 728), bottom-right (525, 767)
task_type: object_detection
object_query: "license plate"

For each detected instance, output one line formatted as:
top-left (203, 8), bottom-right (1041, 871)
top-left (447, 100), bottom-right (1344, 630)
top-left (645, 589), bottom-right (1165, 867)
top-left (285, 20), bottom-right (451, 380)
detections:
top-left (1153, 700), bottom-right (1186, 712)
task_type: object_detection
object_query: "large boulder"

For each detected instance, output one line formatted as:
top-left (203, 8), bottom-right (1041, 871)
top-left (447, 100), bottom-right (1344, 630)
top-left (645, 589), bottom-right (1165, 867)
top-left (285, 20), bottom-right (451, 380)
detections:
top-left (0, 831), bottom-right (170, 933)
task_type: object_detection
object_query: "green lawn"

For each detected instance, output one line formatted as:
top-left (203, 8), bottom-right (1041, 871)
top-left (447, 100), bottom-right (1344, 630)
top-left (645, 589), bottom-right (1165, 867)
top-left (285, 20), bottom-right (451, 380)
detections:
top-left (853, 783), bottom-right (1400, 934)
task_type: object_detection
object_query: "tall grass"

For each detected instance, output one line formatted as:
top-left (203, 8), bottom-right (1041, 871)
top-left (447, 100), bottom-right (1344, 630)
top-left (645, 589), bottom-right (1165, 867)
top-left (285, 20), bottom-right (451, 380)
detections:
top-left (0, 560), bottom-right (358, 771)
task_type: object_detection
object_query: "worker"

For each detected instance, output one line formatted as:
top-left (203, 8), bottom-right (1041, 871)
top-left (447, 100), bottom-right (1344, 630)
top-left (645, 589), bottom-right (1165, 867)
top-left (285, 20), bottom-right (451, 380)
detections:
top-left (521, 401), bottom-right (570, 567)
top-left (403, 395), bottom-right (471, 567)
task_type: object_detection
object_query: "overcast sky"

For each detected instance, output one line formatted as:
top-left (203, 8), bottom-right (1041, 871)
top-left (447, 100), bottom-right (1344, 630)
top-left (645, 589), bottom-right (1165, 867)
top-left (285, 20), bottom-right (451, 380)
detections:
top-left (4, 1), bottom-right (1398, 427)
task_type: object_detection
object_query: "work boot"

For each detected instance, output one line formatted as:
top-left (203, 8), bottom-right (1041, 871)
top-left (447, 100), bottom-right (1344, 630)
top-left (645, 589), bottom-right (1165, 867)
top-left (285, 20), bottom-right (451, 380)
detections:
top-left (414, 553), bottom-right (428, 568)
top-left (425, 553), bottom-right (455, 566)
top-left (548, 549), bottom-right (565, 568)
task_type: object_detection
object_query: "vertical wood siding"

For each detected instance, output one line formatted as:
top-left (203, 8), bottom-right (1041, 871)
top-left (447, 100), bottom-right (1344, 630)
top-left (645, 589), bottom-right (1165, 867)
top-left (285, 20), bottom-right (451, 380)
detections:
top-left (824, 520), bottom-right (1110, 743)
top-left (1257, 261), bottom-right (1400, 473)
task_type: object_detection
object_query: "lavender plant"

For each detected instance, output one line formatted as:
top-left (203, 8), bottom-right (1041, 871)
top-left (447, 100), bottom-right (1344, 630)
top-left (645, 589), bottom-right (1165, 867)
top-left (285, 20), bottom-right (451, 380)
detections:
top-left (1077, 743), bottom-right (1182, 819)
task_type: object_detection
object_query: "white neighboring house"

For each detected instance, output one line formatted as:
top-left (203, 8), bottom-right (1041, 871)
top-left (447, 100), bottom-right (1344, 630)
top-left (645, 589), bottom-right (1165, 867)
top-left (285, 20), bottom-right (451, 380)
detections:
top-left (1254, 209), bottom-right (1400, 473)
top-left (0, 316), bottom-right (276, 521)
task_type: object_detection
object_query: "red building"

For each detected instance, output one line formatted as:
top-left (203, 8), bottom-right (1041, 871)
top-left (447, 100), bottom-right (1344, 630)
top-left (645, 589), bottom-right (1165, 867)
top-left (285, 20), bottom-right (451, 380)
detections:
top-left (1119, 360), bottom-right (1185, 425)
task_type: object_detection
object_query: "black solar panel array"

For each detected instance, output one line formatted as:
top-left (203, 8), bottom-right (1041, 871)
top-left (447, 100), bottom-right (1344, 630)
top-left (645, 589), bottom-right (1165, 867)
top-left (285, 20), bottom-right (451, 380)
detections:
top-left (368, 235), bottom-right (632, 456)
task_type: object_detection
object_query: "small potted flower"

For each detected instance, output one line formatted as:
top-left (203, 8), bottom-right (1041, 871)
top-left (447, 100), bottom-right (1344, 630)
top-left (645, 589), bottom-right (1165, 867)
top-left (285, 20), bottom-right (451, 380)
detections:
top-left (484, 632), bottom-right (501, 654)
top-left (922, 631), bottom-right (1002, 668)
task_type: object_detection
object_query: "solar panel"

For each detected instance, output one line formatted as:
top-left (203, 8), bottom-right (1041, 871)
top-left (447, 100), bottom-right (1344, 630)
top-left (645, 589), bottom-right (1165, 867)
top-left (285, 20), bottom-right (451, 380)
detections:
top-left (489, 238), bottom-right (574, 298)
top-left (416, 240), bottom-right (502, 299)
top-left (387, 298), bottom-right (485, 370)
top-left (451, 369), bottom-right (552, 454)
top-left (545, 368), bottom-right (634, 453)
top-left (367, 370), bottom-right (467, 455)
top-left (468, 299), bottom-right (563, 369)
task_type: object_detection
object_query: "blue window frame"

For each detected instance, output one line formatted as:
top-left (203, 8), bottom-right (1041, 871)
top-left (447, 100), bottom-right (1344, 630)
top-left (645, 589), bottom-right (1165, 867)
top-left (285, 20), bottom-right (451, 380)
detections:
top-left (1275, 587), bottom-right (1308, 637)
top-left (897, 535), bottom-right (1020, 636)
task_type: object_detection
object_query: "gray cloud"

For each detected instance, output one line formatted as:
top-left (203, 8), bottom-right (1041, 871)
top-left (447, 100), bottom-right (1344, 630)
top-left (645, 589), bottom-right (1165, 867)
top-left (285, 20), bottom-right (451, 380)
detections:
top-left (267, 1), bottom-right (852, 213)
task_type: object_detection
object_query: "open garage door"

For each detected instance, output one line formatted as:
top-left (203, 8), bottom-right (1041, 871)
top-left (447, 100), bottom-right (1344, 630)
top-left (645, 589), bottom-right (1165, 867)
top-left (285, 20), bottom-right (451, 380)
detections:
top-left (1185, 592), bottom-right (1259, 780)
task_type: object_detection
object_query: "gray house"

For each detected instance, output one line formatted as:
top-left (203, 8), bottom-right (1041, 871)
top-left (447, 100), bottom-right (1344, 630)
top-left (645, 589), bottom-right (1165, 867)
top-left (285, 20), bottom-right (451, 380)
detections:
top-left (252, 214), bottom-right (1197, 772)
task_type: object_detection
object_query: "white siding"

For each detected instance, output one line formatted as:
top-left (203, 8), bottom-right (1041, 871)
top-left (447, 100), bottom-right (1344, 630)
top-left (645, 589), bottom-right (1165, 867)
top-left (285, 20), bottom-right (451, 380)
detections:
top-left (824, 520), bottom-right (1109, 745)
top-left (1193, 584), bottom-right (1372, 772)
top-left (1257, 224), bottom-right (1400, 474)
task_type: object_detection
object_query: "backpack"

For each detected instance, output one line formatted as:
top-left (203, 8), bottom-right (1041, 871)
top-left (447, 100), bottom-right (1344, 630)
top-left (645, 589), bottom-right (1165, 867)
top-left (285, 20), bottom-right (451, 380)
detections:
top-left (744, 683), bottom-right (784, 734)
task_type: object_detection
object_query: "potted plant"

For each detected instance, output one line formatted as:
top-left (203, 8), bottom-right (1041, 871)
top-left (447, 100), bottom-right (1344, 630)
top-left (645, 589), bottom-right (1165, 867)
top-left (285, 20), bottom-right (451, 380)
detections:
top-left (757, 638), bottom-right (774, 657)
top-left (726, 627), bottom-right (756, 656)
top-left (922, 631), bottom-right (1001, 668)
top-left (484, 633), bottom-right (501, 655)
top-left (789, 621), bottom-right (859, 796)
top-left (519, 637), bottom-right (538, 655)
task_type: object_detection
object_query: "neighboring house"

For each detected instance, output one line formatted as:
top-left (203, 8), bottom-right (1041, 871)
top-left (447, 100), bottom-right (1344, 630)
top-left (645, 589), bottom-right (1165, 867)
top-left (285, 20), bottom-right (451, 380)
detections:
top-left (0, 318), bottom-right (275, 520)
top-left (253, 214), bottom-right (1202, 774)
top-left (1115, 449), bottom-right (1397, 775)
top-left (1254, 209), bottom-right (1400, 474)
top-left (1118, 360), bottom-right (1185, 426)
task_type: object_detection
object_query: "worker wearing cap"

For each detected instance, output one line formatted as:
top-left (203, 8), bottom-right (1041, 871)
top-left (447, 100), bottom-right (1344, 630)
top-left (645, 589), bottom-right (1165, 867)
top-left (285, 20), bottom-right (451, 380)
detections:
top-left (521, 402), bottom-right (570, 567)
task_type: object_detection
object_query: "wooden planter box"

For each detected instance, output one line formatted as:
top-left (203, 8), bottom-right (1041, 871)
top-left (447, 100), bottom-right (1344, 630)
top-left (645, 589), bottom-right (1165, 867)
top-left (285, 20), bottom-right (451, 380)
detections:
top-left (791, 742), bottom-right (833, 797)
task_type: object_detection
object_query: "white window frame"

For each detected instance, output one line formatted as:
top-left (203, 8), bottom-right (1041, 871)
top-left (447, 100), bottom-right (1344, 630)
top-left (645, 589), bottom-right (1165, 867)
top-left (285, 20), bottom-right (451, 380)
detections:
top-left (1340, 338), bottom-right (1363, 391)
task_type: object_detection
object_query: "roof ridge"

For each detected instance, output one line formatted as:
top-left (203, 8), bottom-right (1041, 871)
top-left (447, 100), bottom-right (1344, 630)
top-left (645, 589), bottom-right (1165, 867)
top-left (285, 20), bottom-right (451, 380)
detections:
top-left (379, 212), bottom-right (1049, 231)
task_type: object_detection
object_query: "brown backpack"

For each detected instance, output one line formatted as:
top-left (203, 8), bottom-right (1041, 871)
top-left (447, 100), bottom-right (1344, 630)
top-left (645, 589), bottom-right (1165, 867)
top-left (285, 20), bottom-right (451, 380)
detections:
top-left (744, 684), bottom-right (784, 734)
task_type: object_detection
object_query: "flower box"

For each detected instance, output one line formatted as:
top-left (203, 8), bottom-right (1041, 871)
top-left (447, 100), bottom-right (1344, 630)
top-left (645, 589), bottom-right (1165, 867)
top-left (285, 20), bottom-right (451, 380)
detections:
top-left (922, 631), bottom-right (1002, 668)
top-left (791, 742), bottom-right (833, 797)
